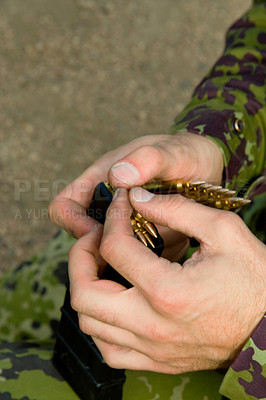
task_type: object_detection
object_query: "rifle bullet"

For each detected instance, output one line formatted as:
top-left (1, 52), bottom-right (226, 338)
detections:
top-left (144, 232), bottom-right (155, 248)
top-left (144, 222), bottom-right (158, 238)
top-left (105, 179), bottom-right (251, 248)
top-left (131, 218), bottom-right (148, 246)
top-left (135, 231), bottom-right (148, 246)
top-left (133, 211), bottom-right (158, 238)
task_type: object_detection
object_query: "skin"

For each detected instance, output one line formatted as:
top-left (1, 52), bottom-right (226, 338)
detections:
top-left (49, 132), bottom-right (266, 372)
top-left (68, 188), bottom-right (266, 373)
top-left (48, 132), bottom-right (223, 260)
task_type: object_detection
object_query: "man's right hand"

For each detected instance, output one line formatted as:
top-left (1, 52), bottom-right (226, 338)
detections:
top-left (48, 132), bottom-right (223, 261)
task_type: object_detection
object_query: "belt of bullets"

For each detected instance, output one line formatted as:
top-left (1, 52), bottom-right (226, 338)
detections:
top-left (106, 180), bottom-right (251, 249)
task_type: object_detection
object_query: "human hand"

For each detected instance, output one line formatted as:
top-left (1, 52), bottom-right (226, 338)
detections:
top-left (49, 132), bottom-right (223, 260)
top-left (69, 188), bottom-right (266, 373)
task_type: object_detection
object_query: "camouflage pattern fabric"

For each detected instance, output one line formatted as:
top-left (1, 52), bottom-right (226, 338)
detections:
top-left (0, 230), bottom-right (75, 344)
top-left (220, 316), bottom-right (266, 400)
top-left (171, 1), bottom-right (266, 398)
top-left (170, 0), bottom-right (266, 198)
top-left (0, 340), bottom-right (226, 400)
top-left (0, 231), bottom-right (226, 400)
top-left (0, 1), bottom-right (265, 399)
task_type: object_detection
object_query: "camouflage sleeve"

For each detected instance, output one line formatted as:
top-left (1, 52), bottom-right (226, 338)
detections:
top-left (169, 1), bottom-right (266, 399)
top-left (219, 315), bottom-right (266, 400)
top-left (169, 0), bottom-right (266, 195)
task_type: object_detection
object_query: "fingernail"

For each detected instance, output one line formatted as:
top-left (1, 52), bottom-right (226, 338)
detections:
top-left (91, 223), bottom-right (102, 231)
top-left (111, 162), bottom-right (139, 185)
top-left (132, 187), bottom-right (155, 202)
top-left (112, 188), bottom-right (121, 200)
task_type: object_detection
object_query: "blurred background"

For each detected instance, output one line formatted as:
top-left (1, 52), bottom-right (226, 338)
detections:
top-left (0, 0), bottom-right (250, 274)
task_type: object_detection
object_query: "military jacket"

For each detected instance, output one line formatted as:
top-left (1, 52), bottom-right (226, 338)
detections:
top-left (0, 1), bottom-right (265, 400)
top-left (171, 1), bottom-right (266, 398)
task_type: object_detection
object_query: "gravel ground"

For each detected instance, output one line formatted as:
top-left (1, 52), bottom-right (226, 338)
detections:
top-left (0, 0), bottom-right (250, 274)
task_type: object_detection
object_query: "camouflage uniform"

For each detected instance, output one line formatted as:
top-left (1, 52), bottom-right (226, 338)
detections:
top-left (0, 1), bottom-right (265, 399)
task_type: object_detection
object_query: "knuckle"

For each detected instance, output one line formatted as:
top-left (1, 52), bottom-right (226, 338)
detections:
top-left (69, 287), bottom-right (81, 312)
top-left (148, 278), bottom-right (191, 317)
top-left (144, 323), bottom-right (172, 345)
top-left (99, 233), bottom-right (120, 263)
top-left (102, 350), bottom-right (121, 369)
top-left (99, 236), bottom-right (114, 262)
top-left (145, 261), bottom-right (180, 314)
top-left (149, 286), bottom-right (176, 316)
top-left (47, 199), bottom-right (56, 222)
top-left (154, 195), bottom-right (188, 228)
top-left (48, 195), bottom-right (65, 224)
top-left (138, 144), bottom-right (165, 165)
top-left (68, 242), bottom-right (78, 261)
top-left (78, 314), bottom-right (88, 334)
top-left (154, 351), bottom-right (171, 363)
top-left (146, 342), bottom-right (177, 363)
top-left (212, 211), bottom-right (241, 238)
top-left (70, 295), bottom-right (79, 312)
top-left (148, 348), bottom-right (168, 363)
top-left (212, 347), bottom-right (231, 365)
top-left (163, 195), bottom-right (187, 216)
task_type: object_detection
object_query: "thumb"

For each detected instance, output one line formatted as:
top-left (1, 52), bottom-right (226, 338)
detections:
top-left (108, 134), bottom-right (223, 188)
top-left (108, 140), bottom-right (195, 188)
top-left (129, 187), bottom-right (223, 244)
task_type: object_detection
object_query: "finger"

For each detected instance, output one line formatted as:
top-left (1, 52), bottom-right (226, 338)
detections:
top-left (108, 141), bottom-right (185, 188)
top-left (69, 226), bottom-right (159, 335)
top-left (78, 313), bottom-right (139, 350)
top-left (68, 224), bottom-right (105, 287)
top-left (129, 187), bottom-right (226, 245)
top-left (49, 169), bottom-right (105, 238)
top-left (100, 188), bottom-right (181, 295)
top-left (79, 313), bottom-right (198, 364)
top-left (108, 133), bottom-right (222, 188)
top-left (49, 198), bottom-right (99, 238)
top-left (49, 135), bottom-right (168, 236)
top-left (93, 338), bottom-right (181, 373)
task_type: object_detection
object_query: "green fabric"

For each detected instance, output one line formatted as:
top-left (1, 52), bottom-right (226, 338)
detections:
top-left (170, 2), bottom-right (266, 195)
top-left (0, 1), bottom-right (265, 399)
top-left (170, 1), bottom-right (266, 398)
top-left (0, 342), bottom-right (225, 400)
top-left (0, 230), bottom-right (75, 343)
top-left (0, 231), bottom-right (225, 399)
top-left (220, 317), bottom-right (266, 400)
